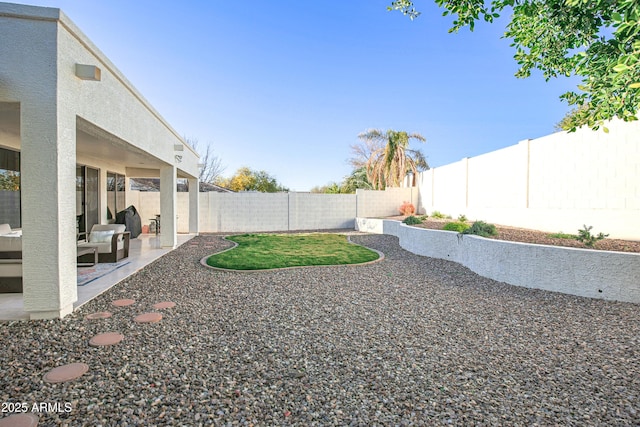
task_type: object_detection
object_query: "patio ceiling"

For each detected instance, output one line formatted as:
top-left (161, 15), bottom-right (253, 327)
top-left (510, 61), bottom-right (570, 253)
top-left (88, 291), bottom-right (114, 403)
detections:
top-left (0, 105), bottom-right (192, 178)
top-left (76, 118), bottom-right (194, 178)
top-left (76, 117), bottom-right (165, 171)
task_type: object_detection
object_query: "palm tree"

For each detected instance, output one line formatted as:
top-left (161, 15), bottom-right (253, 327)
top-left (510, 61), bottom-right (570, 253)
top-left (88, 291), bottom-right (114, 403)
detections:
top-left (341, 167), bottom-right (372, 193)
top-left (358, 129), bottom-right (428, 190)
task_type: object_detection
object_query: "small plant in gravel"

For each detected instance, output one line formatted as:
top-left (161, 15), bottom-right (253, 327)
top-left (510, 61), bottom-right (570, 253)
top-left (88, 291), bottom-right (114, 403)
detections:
top-left (576, 225), bottom-right (609, 248)
top-left (399, 201), bottom-right (416, 216)
top-left (548, 232), bottom-right (578, 239)
top-left (463, 221), bottom-right (498, 238)
top-left (443, 221), bottom-right (470, 233)
top-left (431, 211), bottom-right (447, 219)
top-left (457, 214), bottom-right (468, 222)
top-left (417, 214), bottom-right (428, 221)
top-left (402, 215), bottom-right (422, 225)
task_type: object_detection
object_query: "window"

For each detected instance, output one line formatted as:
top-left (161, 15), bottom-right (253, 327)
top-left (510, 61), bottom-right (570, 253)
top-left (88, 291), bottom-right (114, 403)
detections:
top-left (0, 148), bottom-right (20, 228)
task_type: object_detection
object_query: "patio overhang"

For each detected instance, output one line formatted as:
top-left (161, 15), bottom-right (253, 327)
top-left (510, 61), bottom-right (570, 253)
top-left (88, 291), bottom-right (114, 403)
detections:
top-left (0, 2), bottom-right (200, 319)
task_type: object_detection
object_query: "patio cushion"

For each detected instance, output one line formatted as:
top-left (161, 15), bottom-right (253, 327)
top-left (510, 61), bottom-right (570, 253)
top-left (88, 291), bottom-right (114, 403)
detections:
top-left (0, 224), bottom-right (11, 235)
top-left (0, 234), bottom-right (21, 253)
top-left (90, 230), bottom-right (114, 243)
top-left (77, 223), bottom-right (129, 261)
top-left (90, 224), bottom-right (126, 241)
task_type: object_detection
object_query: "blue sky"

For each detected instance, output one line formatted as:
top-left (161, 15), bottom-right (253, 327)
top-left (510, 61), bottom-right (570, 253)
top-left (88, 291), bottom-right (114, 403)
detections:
top-left (22, 0), bottom-right (578, 190)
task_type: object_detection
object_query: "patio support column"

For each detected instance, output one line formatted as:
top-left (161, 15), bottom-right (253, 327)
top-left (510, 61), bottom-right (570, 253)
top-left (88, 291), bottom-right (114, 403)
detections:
top-left (160, 165), bottom-right (177, 248)
top-left (188, 177), bottom-right (199, 235)
top-left (21, 103), bottom-right (78, 319)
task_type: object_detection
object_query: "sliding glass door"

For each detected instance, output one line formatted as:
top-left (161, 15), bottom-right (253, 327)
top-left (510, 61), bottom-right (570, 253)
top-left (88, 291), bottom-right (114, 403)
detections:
top-left (76, 166), bottom-right (99, 235)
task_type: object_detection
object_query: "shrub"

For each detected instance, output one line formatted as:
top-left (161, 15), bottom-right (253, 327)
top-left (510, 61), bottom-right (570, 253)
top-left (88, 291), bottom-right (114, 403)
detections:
top-left (431, 211), bottom-right (447, 219)
top-left (462, 221), bottom-right (498, 238)
top-left (402, 215), bottom-right (422, 225)
top-left (457, 214), bottom-right (468, 222)
top-left (576, 225), bottom-right (609, 248)
top-left (399, 201), bottom-right (416, 216)
top-left (443, 221), bottom-right (470, 233)
top-left (548, 232), bottom-right (578, 239)
top-left (417, 215), bottom-right (428, 221)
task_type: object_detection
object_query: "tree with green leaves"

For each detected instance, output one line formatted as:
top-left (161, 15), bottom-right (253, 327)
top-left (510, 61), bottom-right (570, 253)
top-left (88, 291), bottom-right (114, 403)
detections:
top-left (388, 0), bottom-right (640, 132)
top-left (555, 104), bottom-right (590, 131)
top-left (216, 167), bottom-right (289, 193)
top-left (0, 171), bottom-right (19, 191)
top-left (311, 168), bottom-right (373, 194)
top-left (341, 167), bottom-right (373, 192)
top-left (358, 129), bottom-right (428, 190)
top-left (310, 182), bottom-right (346, 194)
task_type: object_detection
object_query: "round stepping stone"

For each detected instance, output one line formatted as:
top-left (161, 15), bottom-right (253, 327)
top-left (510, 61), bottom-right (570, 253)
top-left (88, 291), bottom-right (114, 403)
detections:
top-left (0, 413), bottom-right (38, 427)
top-left (85, 311), bottom-right (112, 320)
top-left (153, 301), bottom-right (176, 309)
top-left (134, 312), bottom-right (162, 323)
top-left (112, 299), bottom-right (135, 307)
top-left (43, 363), bottom-right (89, 383)
top-left (89, 332), bottom-right (124, 347)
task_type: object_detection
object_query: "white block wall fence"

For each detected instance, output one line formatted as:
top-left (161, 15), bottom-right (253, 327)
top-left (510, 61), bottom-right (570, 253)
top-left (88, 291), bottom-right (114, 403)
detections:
top-left (126, 119), bottom-right (639, 239)
top-left (128, 187), bottom-right (419, 233)
top-left (357, 218), bottom-right (640, 304)
top-left (416, 118), bottom-right (640, 241)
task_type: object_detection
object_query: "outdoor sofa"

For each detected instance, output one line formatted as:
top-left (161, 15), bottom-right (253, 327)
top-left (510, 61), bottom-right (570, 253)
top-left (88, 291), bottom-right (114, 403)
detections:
top-left (77, 224), bottom-right (130, 264)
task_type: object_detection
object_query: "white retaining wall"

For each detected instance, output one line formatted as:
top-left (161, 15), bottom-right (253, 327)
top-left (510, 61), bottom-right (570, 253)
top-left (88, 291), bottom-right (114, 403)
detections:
top-left (416, 119), bottom-right (640, 240)
top-left (356, 218), bottom-right (640, 304)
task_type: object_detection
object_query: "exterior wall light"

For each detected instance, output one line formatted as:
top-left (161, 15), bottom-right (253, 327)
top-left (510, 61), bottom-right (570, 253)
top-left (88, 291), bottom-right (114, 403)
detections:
top-left (75, 64), bottom-right (101, 81)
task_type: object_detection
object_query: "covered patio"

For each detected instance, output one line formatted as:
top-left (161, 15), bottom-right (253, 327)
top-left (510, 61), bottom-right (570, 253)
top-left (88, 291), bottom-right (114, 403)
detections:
top-left (0, 2), bottom-right (200, 319)
top-left (0, 233), bottom-right (195, 321)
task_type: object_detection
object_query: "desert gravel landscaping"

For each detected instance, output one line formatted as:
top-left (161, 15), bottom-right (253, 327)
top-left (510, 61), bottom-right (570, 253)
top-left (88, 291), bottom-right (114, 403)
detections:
top-left (1, 233), bottom-right (639, 426)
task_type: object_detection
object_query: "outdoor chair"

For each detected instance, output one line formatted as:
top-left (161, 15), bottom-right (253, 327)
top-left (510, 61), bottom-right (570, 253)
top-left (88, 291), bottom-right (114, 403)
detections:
top-left (0, 224), bottom-right (22, 292)
top-left (77, 224), bottom-right (130, 263)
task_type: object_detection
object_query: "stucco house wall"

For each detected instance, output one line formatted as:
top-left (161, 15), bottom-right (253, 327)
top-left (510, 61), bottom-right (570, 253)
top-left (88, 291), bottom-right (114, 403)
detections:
top-left (0, 2), bottom-right (199, 319)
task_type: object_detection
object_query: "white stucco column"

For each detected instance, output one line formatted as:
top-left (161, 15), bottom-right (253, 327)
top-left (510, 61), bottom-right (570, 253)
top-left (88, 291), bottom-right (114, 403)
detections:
top-left (21, 104), bottom-right (78, 319)
top-left (188, 178), bottom-right (199, 235)
top-left (160, 165), bottom-right (177, 248)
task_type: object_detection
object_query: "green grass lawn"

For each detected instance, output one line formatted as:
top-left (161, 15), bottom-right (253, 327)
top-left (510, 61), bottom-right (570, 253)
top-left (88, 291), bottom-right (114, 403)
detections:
top-left (206, 233), bottom-right (380, 270)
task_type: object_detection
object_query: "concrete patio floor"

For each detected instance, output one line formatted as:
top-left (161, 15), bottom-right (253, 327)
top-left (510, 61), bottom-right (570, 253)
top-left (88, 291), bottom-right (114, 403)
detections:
top-left (0, 233), bottom-right (195, 321)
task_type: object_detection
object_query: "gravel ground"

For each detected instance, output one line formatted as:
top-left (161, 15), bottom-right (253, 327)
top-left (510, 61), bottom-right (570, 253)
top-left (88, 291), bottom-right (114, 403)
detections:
top-left (1, 233), bottom-right (639, 426)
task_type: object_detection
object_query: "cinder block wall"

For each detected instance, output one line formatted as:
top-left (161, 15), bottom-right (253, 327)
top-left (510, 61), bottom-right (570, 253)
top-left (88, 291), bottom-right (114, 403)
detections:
top-left (357, 218), bottom-right (640, 304)
top-left (417, 119), bottom-right (640, 240)
top-left (129, 188), bottom-right (412, 233)
top-left (202, 192), bottom-right (289, 232)
top-left (288, 193), bottom-right (356, 230)
top-left (356, 188), bottom-right (416, 218)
